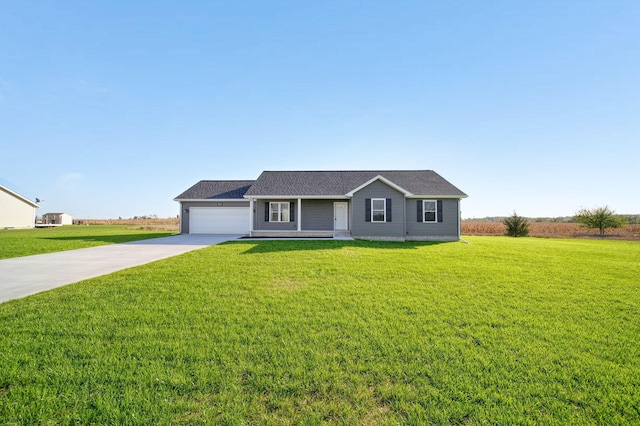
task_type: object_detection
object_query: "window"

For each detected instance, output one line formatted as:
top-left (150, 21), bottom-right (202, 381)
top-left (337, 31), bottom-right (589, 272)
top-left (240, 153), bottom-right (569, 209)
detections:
top-left (365, 198), bottom-right (392, 223)
top-left (371, 198), bottom-right (386, 222)
top-left (423, 200), bottom-right (437, 222)
top-left (417, 200), bottom-right (443, 223)
top-left (269, 202), bottom-right (290, 222)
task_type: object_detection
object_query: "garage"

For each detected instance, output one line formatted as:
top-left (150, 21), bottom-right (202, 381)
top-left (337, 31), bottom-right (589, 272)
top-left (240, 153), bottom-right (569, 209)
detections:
top-left (189, 207), bottom-right (250, 234)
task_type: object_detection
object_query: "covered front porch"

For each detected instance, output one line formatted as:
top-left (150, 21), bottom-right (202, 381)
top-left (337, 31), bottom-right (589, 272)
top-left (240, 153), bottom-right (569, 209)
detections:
top-left (248, 198), bottom-right (351, 238)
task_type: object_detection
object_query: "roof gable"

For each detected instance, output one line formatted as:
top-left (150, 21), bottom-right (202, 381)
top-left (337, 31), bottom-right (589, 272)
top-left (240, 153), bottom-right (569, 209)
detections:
top-left (174, 180), bottom-right (255, 200)
top-left (345, 175), bottom-right (412, 197)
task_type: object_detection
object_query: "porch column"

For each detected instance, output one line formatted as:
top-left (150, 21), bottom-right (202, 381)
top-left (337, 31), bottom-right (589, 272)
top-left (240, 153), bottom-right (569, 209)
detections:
top-left (249, 198), bottom-right (254, 235)
top-left (297, 198), bottom-right (302, 231)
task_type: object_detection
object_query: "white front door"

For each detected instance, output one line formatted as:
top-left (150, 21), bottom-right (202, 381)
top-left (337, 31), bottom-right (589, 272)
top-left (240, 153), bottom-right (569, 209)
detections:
top-left (334, 202), bottom-right (348, 230)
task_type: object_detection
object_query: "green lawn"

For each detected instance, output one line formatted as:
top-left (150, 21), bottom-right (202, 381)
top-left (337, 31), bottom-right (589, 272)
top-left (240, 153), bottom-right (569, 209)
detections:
top-left (0, 225), bottom-right (174, 259)
top-left (0, 237), bottom-right (638, 424)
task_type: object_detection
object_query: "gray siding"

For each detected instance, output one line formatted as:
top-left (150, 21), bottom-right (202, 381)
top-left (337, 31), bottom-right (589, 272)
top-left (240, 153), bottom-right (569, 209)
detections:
top-left (350, 180), bottom-right (405, 240)
top-left (405, 198), bottom-right (460, 241)
top-left (254, 200), bottom-right (298, 231)
top-left (301, 200), bottom-right (337, 231)
top-left (180, 201), bottom-right (250, 234)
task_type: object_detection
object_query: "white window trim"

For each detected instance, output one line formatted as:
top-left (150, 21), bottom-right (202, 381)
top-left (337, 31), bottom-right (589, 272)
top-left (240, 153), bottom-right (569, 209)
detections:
top-left (269, 202), bottom-right (290, 222)
top-left (423, 200), bottom-right (437, 223)
top-left (371, 198), bottom-right (386, 223)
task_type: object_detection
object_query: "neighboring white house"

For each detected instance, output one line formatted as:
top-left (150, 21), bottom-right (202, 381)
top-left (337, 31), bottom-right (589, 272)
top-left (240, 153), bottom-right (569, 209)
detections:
top-left (41, 213), bottom-right (73, 225)
top-left (0, 184), bottom-right (40, 229)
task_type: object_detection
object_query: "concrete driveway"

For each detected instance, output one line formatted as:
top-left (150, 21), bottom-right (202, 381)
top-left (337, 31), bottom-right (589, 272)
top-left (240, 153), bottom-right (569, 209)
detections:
top-left (0, 234), bottom-right (241, 304)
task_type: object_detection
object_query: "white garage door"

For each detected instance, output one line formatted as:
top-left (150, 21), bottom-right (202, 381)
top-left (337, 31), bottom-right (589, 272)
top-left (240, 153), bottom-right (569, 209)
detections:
top-left (189, 207), bottom-right (250, 234)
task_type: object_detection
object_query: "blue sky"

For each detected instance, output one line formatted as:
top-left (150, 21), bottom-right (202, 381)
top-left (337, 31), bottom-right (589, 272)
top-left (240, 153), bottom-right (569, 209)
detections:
top-left (2, 1), bottom-right (638, 219)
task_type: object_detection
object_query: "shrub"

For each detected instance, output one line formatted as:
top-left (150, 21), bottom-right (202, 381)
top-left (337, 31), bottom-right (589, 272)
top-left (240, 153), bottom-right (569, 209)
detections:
top-left (503, 212), bottom-right (529, 237)
top-left (575, 206), bottom-right (625, 236)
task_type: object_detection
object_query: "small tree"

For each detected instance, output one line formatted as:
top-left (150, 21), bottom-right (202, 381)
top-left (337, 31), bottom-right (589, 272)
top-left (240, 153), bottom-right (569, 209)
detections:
top-left (575, 206), bottom-right (624, 236)
top-left (503, 212), bottom-right (529, 237)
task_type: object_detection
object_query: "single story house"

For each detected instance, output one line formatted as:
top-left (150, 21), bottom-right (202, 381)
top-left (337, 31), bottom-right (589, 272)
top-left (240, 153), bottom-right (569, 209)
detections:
top-left (174, 170), bottom-right (468, 241)
top-left (0, 184), bottom-right (40, 229)
top-left (41, 213), bottom-right (73, 225)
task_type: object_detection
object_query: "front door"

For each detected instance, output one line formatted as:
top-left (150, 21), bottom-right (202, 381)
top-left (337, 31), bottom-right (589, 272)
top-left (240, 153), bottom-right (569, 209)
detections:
top-left (334, 202), bottom-right (348, 230)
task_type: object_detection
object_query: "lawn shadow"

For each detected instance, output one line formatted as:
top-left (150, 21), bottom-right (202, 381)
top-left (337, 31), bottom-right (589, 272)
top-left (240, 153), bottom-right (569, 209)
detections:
top-left (230, 239), bottom-right (449, 254)
top-left (39, 233), bottom-right (172, 244)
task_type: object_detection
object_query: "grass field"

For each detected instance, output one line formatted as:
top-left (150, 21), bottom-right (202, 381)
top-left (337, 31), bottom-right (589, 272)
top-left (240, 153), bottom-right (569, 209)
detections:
top-left (0, 237), bottom-right (638, 424)
top-left (0, 225), bottom-right (175, 260)
top-left (463, 221), bottom-right (640, 240)
top-left (75, 218), bottom-right (179, 231)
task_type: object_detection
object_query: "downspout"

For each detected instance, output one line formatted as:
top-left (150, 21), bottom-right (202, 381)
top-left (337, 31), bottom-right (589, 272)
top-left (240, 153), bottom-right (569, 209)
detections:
top-left (458, 199), bottom-right (462, 241)
top-left (297, 198), bottom-right (302, 232)
top-left (457, 198), bottom-right (470, 244)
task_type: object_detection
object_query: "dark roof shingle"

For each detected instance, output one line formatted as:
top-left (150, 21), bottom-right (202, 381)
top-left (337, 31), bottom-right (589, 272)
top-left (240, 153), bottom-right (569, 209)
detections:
top-left (244, 170), bottom-right (467, 197)
top-left (174, 180), bottom-right (255, 200)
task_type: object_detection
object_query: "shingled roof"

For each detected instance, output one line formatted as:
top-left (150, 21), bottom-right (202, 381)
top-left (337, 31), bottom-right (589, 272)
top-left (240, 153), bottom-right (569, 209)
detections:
top-left (244, 170), bottom-right (467, 198)
top-left (174, 180), bottom-right (255, 200)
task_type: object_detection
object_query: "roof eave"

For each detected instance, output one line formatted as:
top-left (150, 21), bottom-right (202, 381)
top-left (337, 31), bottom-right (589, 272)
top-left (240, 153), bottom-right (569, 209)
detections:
top-left (244, 195), bottom-right (350, 200)
top-left (408, 194), bottom-right (468, 199)
top-left (174, 198), bottom-right (248, 202)
top-left (0, 184), bottom-right (40, 208)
